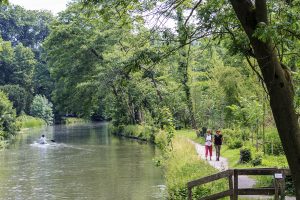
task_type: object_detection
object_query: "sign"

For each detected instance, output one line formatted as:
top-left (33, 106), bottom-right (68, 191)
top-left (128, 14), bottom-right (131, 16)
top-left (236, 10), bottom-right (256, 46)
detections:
top-left (274, 173), bottom-right (283, 179)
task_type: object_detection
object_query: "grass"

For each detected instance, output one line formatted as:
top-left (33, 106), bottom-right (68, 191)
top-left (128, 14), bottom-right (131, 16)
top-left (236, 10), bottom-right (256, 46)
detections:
top-left (175, 129), bottom-right (289, 168)
top-left (175, 128), bottom-right (295, 196)
top-left (163, 136), bottom-right (228, 199)
top-left (16, 115), bottom-right (46, 129)
top-left (61, 117), bottom-right (89, 125)
top-left (109, 124), bottom-right (155, 141)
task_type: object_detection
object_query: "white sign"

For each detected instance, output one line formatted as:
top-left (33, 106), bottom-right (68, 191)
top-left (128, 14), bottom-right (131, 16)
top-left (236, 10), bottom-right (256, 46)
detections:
top-left (274, 173), bottom-right (283, 179)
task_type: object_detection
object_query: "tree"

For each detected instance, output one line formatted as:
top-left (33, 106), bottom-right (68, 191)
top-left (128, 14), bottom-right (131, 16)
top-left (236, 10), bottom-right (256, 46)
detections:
top-left (229, 0), bottom-right (300, 196)
top-left (0, 5), bottom-right (53, 50)
top-left (0, 5), bottom-right (54, 98)
top-left (78, 0), bottom-right (300, 196)
top-left (176, 8), bottom-right (196, 129)
top-left (0, 84), bottom-right (28, 115)
top-left (30, 95), bottom-right (53, 125)
top-left (11, 43), bottom-right (36, 92)
top-left (0, 91), bottom-right (17, 138)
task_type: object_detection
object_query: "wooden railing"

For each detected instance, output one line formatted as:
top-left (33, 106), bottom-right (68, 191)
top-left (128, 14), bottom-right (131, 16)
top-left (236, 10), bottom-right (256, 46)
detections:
top-left (187, 168), bottom-right (291, 200)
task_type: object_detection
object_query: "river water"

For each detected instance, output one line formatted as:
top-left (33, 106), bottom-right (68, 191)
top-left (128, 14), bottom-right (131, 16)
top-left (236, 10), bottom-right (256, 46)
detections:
top-left (0, 123), bottom-right (166, 200)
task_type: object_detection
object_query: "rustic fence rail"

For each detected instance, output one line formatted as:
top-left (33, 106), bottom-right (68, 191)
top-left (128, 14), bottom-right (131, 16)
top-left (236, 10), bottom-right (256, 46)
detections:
top-left (187, 168), bottom-right (290, 200)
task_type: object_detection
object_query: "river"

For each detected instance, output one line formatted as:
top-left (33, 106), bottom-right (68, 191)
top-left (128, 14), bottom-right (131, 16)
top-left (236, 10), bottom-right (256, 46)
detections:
top-left (0, 122), bottom-right (166, 200)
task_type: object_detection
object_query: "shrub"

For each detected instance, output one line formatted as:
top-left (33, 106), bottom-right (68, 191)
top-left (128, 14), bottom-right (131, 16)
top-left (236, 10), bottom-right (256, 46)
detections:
top-left (285, 175), bottom-right (295, 195)
top-left (227, 138), bottom-right (243, 149)
top-left (61, 117), bottom-right (88, 125)
top-left (222, 128), bottom-right (242, 139)
top-left (16, 114), bottom-right (46, 128)
top-left (109, 124), bottom-right (155, 142)
top-left (154, 129), bottom-right (168, 150)
top-left (0, 91), bottom-right (18, 138)
top-left (264, 129), bottom-right (284, 155)
top-left (251, 153), bottom-right (262, 166)
top-left (240, 148), bottom-right (252, 163)
top-left (30, 95), bottom-right (53, 125)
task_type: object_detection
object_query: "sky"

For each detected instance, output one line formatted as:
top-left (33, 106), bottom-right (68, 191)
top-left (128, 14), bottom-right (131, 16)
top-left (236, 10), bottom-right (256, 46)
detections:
top-left (9, 0), bottom-right (69, 14)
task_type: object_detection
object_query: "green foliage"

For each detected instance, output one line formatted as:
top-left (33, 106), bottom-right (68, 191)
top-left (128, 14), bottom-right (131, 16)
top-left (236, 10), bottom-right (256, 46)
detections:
top-left (16, 114), bottom-right (46, 128)
top-left (0, 84), bottom-right (28, 115)
top-left (227, 138), bottom-right (243, 149)
top-left (239, 148), bottom-right (252, 163)
top-left (122, 124), bottom-right (155, 141)
top-left (61, 117), bottom-right (88, 125)
top-left (164, 136), bottom-right (227, 199)
top-left (30, 95), bottom-right (53, 125)
top-left (0, 91), bottom-right (17, 138)
top-left (264, 128), bottom-right (284, 156)
top-left (108, 124), bottom-right (155, 142)
top-left (0, 5), bottom-right (54, 104)
top-left (0, 5), bottom-right (53, 48)
top-left (251, 152), bottom-right (263, 166)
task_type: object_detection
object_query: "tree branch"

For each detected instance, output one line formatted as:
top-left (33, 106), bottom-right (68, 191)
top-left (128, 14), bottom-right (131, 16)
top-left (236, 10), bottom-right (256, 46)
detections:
top-left (184, 0), bottom-right (203, 27)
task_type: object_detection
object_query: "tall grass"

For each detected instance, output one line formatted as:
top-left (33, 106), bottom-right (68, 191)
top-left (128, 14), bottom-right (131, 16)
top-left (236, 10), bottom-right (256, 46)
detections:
top-left (61, 117), bottom-right (89, 125)
top-left (163, 136), bottom-right (228, 199)
top-left (16, 115), bottom-right (46, 129)
top-left (109, 124), bottom-right (156, 142)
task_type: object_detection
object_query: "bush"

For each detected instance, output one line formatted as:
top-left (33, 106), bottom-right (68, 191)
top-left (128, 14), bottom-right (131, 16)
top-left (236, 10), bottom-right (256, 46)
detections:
top-left (251, 153), bottom-right (262, 166)
top-left (154, 129), bottom-right (168, 150)
top-left (264, 129), bottom-right (284, 155)
top-left (227, 138), bottom-right (243, 149)
top-left (285, 175), bottom-right (295, 195)
top-left (30, 95), bottom-right (53, 125)
top-left (222, 128), bottom-right (243, 139)
top-left (61, 117), bottom-right (88, 125)
top-left (109, 124), bottom-right (155, 142)
top-left (16, 114), bottom-right (46, 128)
top-left (240, 148), bottom-right (252, 163)
top-left (0, 91), bottom-right (18, 138)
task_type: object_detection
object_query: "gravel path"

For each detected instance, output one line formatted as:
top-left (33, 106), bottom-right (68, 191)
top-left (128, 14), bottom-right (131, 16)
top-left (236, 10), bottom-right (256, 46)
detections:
top-left (188, 139), bottom-right (296, 200)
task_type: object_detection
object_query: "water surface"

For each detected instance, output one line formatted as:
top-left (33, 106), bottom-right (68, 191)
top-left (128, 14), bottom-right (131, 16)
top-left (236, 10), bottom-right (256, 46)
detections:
top-left (0, 123), bottom-right (165, 200)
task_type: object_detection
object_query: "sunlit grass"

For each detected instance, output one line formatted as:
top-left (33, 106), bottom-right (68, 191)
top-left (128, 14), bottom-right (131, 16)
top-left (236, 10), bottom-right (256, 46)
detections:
top-left (164, 136), bottom-right (228, 199)
top-left (16, 115), bottom-right (46, 128)
top-left (62, 117), bottom-right (89, 125)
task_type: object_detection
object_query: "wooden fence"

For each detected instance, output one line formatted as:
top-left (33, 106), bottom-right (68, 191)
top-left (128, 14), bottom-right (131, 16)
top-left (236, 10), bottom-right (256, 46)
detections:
top-left (187, 168), bottom-right (291, 200)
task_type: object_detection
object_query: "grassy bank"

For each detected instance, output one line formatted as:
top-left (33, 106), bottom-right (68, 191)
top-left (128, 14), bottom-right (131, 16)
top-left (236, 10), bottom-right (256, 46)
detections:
top-left (109, 125), bottom-right (229, 199)
top-left (176, 129), bottom-right (295, 195)
top-left (16, 115), bottom-right (46, 129)
top-left (108, 124), bottom-right (156, 142)
top-left (163, 136), bottom-right (228, 199)
top-left (61, 117), bottom-right (89, 125)
top-left (175, 129), bottom-right (289, 168)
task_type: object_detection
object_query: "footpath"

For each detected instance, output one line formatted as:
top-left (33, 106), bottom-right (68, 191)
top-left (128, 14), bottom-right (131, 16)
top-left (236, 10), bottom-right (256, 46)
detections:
top-left (189, 139), bottom-right (296, 200)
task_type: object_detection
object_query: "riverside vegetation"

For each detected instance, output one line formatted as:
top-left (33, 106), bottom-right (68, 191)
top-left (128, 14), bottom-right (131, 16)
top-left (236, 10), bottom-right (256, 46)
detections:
top-left (1, 0), bottom-right (300, 198)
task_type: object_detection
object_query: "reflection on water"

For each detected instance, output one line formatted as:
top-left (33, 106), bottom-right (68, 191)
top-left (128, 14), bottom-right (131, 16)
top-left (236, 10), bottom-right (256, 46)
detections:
top-left (0, 123), bottom-right (166, 200)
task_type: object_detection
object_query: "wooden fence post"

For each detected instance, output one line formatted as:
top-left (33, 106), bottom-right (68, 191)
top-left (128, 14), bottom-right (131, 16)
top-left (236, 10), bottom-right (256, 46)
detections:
top-left (188, 186), bottom-right (192, 200)
top-left (233, 169), bottom-right (238, 200)
top-left (228, 174), bottom-right (234, 200)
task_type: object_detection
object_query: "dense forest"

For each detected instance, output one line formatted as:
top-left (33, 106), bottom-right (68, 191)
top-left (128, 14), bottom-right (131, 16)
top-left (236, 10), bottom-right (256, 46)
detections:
top-left (1, 0), bottom-right (300, 198)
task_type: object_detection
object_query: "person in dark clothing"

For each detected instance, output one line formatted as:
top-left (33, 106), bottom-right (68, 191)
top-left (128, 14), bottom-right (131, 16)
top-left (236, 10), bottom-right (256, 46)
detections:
top-left (214, 130), bottom-right (223, 161)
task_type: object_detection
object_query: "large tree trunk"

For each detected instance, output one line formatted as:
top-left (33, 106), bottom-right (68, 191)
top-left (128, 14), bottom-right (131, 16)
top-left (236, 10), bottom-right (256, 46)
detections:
top-left (230, 0), bottom-right (300, 198)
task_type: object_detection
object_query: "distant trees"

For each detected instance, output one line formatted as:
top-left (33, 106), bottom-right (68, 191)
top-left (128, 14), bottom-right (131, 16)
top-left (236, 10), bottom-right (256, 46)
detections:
top-left (0, 5), bottom-right (54, 138)
top-left (30, 95), bottom-right (53, 125)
